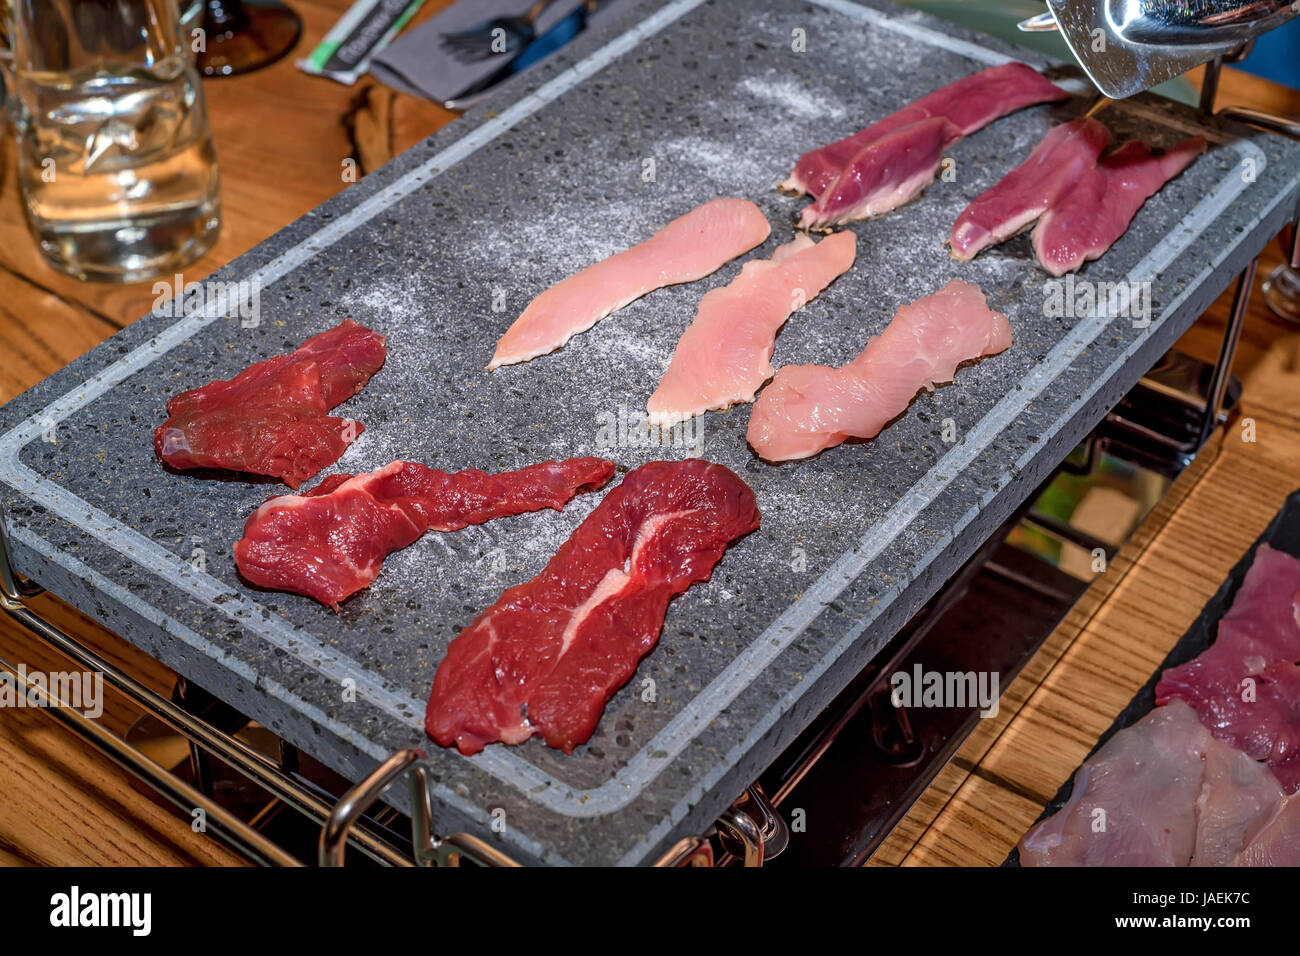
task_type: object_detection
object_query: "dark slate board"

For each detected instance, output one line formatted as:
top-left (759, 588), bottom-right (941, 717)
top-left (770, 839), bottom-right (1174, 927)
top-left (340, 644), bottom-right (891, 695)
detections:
top-left (1007, 488), bottom-right (1300, 866)
top-left (2, 0), bottom-right (1299, 866)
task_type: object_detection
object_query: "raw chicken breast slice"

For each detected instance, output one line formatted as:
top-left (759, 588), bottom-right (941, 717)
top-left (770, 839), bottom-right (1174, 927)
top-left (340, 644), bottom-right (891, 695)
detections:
top-left (1192, 732), bottom-right (1284, 866)
top-left (1234, 792), bottom-right (1300, 866)
top-left (647, 231), bottom-right (857, 427)
top-left (746, 279), bottom-right (1011, 462)
top-left (1019, 701), bottom-right (1210, 866)
top-left (489, 198), bottom-right (770, 368)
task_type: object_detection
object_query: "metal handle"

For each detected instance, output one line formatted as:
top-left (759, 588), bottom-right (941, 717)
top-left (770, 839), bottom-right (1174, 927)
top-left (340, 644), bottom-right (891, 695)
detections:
top-left (407, 764), bottom-right (522, 867)
top-left (0, 519), bottom-right (44, 601)
top-left (718, 804), bottom-right (765, 867)
top-left (319, 749), bottom-right (425, 866)
top-left (1217, 105), bottom-right (1300, 141)
top-left (717, 785), bottom-right (790, 866)
top-left (743, 785), bottom-right (789, 860)
top-left (652, 837), bottom-right (715, 867)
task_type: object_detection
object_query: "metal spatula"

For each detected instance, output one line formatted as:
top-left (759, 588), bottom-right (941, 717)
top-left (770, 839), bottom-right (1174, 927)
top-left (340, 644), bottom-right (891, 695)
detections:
top-left (1020, 0), bottom-right (1300, 98)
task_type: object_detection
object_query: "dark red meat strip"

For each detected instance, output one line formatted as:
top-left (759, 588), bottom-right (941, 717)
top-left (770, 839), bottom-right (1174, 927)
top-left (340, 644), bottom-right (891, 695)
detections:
top-left (155, 320), bottom-right (387, 488)
top-left (234, 457), bottom-right (615, 609)
top-left (1156, 544), bottom-right (1300, 793)
top-left (783, 63), bottom-right (1069, 200)
top-left (1031, 136), bottom-right (1206, 276)
top-left (948, 117), bottom-right (1112, 261)
top-left (426, 459), bottom-right (760, 756)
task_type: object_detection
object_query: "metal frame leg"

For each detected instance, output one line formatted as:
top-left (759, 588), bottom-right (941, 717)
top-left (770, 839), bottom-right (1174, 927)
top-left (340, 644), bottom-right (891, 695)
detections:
top-left (173, 677), bottom-right (215, 797)
top-left (1198, 56), bottom-right (1223, 116)
top-left (1198, 260), bottom-right (1257, 451)
top-left (0, 525), bottom-right (300, 865)
top-left (0, 514), bottom-right (414, 866)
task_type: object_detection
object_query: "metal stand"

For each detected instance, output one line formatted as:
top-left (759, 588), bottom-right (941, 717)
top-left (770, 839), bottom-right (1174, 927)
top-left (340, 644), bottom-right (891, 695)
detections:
top-left (1200, 54), bottom-right (1300, 326)
top-left (0, 55), bottom-right (1287, 868)
top-left (0, 516), bottom-right (412, 866)
top-left (1198, 260), bottom-right (1257, 449)
top-left (1, 511), bottom-right (771, 866)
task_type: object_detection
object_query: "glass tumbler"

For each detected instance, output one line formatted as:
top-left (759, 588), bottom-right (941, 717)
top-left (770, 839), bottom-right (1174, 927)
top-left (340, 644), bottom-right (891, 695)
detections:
top-left (1, 0), bottom-right (221, 282)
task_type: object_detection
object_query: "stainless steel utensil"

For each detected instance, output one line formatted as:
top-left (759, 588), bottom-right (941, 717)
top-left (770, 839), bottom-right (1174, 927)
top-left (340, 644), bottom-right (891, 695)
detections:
top-left (1020, 0), bottom-right (1300, 98)
top-left (443, 0), bottom-right (600, 111)
top-left (441, 0), bottom-right (561, 61)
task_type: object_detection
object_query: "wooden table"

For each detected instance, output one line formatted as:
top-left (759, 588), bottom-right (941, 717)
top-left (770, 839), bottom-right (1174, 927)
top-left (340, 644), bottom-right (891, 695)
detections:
top-left (0, 1), bottom-right (1297, 865)
top-left (877, 69), bottom-right (1300, 865)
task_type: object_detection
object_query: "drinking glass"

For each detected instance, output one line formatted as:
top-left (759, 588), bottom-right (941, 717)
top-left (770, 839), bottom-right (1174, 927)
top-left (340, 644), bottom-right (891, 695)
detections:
top-left (1262, 224), bottom-right (1300, 325)
top-left (196, 0), bottom-right (302, 77)
top-left (1, 0), bottom-right (221, 282)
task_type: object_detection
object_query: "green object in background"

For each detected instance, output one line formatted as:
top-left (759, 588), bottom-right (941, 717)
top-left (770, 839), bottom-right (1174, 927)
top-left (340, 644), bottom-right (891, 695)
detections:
top-left (299, 0), bottom-right (430, 85)
top-left (889, 0), bottom-right (1201, 106)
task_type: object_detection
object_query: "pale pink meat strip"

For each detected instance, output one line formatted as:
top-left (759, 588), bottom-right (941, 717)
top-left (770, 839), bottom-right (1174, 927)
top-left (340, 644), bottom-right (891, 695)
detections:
top-left (489, 198), bottom-right (771, 368)
top-left (746, 280), bottom-right (1012, 462)
top-left (647, 231), bottom-right (857, 427)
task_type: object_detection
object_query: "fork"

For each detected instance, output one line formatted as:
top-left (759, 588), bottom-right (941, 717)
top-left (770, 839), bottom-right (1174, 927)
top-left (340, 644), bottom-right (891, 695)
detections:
top-left (443, 0), bottom-right (600, 110)
top-left (441, 0), bottom-right (562, 61)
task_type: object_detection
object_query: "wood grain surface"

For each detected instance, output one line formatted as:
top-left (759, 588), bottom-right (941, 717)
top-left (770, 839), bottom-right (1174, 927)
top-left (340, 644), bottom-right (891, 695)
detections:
top-left (0, 2), bottom-right (1296, 864)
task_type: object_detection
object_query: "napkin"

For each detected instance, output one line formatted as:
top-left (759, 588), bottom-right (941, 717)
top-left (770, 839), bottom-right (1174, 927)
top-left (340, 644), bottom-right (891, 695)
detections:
top-left (371, 0), bottom-right (632, 103)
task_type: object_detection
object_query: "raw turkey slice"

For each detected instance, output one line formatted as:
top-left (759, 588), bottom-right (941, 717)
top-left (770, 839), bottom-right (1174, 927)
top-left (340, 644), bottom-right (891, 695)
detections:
top-left (489, 198), bottom-right (770, 368)
top-left (647, 231), bottom-right (856, 427)
top-left (746, 280), bottom-right (1011, 461)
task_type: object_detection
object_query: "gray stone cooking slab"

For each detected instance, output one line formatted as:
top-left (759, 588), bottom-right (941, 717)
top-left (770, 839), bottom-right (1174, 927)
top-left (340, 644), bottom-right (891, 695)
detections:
top-left (1, 0), bottom-right (1298, 866)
